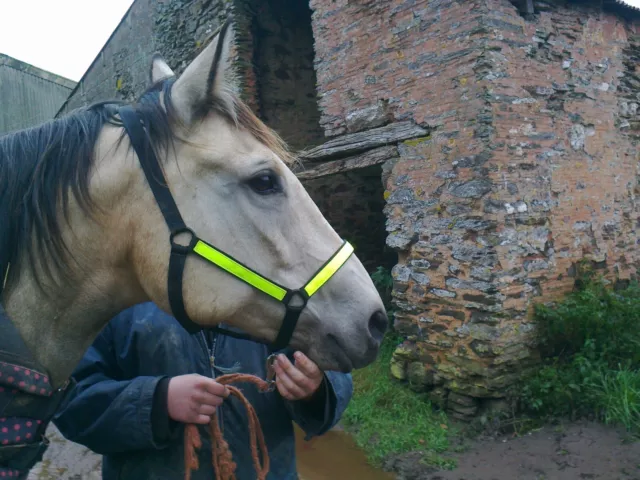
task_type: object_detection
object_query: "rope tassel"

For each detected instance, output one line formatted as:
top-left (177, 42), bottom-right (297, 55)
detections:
top-left (184, 373), bottom-right (271, 480)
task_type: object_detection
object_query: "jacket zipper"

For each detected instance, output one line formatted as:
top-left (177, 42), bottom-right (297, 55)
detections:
top-left (200, 330), bottom-right (218, 377)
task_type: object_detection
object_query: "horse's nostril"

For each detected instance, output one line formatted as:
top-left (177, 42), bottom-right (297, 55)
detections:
top-left (368, 310), bottom-right (389, 343)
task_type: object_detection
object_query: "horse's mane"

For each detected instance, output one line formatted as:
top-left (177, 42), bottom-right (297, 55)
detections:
top-left (0, 77), bottom-right (291, 295)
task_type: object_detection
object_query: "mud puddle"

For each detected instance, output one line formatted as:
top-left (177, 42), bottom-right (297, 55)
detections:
top-left (295, 426), bottom-right (394, 480)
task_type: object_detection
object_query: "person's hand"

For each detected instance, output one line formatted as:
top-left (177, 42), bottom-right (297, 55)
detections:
top-left (167, 374), bottom-right (230, 425)
top-left (273, 351), bottom-right (324, 401)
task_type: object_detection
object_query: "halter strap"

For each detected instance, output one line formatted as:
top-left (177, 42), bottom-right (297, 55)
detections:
top-left (118, 105), bottom-right (354, 350)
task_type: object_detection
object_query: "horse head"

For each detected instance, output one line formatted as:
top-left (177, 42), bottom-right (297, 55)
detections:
top-left (108, 21), bottom-right (388, 372)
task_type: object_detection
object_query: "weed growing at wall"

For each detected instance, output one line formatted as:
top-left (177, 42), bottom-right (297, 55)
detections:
top-left (342, 330), bottom-right (455, 469)
top-left (371, 265), bottom-right (394, 312)
top-left (519, 278), bottom-right (640, 433)
top-left (342, 263), bottom-right (455, 468)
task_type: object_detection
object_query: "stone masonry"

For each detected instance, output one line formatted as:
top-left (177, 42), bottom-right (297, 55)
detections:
top-left (309, 0), bottom-right (640, 417)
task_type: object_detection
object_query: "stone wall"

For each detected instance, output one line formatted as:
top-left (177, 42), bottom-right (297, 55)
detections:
top-left (56, 0), bottom-right (233, 115)
top-left (309, 0), bottom-right (640, 417)
top-left (56, 0), bottom-right (324, 150)
top-left (251, 0), bottom-right (325, 150)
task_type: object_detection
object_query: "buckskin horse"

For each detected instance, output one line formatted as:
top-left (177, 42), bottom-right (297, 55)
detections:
top-left (0, 20), bottom-right (388, 478)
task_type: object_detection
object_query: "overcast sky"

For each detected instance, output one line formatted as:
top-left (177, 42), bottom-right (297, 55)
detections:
top-left (1, 0), bottom-right (640, 82)
top-left (0, 0), bottom-right (134, 81)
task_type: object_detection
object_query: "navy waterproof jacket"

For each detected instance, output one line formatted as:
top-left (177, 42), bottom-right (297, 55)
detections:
top-left (52, 302), bottom-right (353, 480)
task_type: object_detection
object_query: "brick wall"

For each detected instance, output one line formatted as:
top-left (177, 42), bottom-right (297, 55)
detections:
top-left (310, 0), bottom-right (640, 417)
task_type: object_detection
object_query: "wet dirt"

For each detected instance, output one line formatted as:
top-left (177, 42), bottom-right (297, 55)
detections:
top-left (392, 420), bottom-right (640, 480)
top-left (30, 420), bottom-right (640, 479)
top-left (297, 420), bottom-right (640, 480)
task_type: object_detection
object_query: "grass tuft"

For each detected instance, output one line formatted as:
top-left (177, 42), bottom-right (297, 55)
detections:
top-left (342, 331), bottom-right (455, 469)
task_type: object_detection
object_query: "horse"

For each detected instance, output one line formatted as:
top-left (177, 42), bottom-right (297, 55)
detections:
top-left (0, 19), bottom-right (388, 478)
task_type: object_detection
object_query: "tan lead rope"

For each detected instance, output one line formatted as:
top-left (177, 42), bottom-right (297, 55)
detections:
top-left (184, 373), bottom-right (273, 480)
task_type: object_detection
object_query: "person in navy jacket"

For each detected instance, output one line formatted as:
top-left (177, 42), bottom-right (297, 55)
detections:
top-left (53, 302), bottom-right (353, 479)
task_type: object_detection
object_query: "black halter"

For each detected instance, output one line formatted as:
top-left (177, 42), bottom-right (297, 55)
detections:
top-left (118, 105), bottom-right (354, 351)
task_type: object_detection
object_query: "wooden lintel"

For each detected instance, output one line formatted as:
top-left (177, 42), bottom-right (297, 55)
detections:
top-left (295, 146), bottom-right (399, 180)
top-left (298, 121), bottom-right (428, 162)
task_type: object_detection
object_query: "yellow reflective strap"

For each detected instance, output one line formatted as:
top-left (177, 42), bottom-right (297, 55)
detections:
top-left (193, 240), bottom-right (288, 301)
top-left (303, 242), bottom-right (354, 297)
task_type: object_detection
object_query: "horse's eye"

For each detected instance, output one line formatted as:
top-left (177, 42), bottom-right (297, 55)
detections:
top-left (248, 172), bottom-right (280, 194)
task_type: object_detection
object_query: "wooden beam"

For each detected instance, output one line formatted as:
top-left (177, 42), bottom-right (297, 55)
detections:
top-left (295, 146), bottom-right (399, 180)
top-left (299, 121), bottom-right (428, 162)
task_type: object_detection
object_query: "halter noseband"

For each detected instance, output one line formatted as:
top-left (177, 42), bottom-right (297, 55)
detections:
top-left (118, 105), bottom-right (353, 350)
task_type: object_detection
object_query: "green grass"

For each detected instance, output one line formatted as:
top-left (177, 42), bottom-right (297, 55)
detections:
top-left (342, 331), bottom-right (455, 469)
top-left (518, 278), bottom-right (640, 435)
top-left (590, 366), bottom-right (640, 432)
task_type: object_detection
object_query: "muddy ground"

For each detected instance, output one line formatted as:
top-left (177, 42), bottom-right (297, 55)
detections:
top-left (385, 420), bottom-right (640, 480)
top-left (28, 420), bottom-right (640, 479)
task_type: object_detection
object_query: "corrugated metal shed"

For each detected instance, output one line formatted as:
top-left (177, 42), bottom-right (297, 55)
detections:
top-left (0, 54), bottom-right (76, 136)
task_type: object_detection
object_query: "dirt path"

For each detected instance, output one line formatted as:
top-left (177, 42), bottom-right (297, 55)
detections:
top-left (387, 420), bottom-right (640, 480)
top-left (27, 420), bottom-right (640, 479)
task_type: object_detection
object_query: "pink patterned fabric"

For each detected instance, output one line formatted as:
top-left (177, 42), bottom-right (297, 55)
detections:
top-left (0, 467), bottom-right (21, 477)
top-left (0, 361), bottom-right (52, 397)
top-left (0, 417), bottom-right (40, 446)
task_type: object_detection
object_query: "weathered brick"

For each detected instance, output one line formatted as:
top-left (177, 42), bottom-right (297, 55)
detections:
top-left (309, 0), bottom-right (640, 407)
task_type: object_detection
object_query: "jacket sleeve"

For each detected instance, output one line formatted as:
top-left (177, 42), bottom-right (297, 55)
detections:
top-left (52, 316), bottom-right (175, 455)
top-left (285, 370), bottom-right (353, 440)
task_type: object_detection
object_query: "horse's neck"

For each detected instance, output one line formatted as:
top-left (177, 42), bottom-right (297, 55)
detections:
top-left (3, 263), bottom-right (144, 387)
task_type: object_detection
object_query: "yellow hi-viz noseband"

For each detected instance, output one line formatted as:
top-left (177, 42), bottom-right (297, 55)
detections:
top-left (193, 239), bottom-right (354, 301)
top-left (190, 238), bottom-right (354, 349)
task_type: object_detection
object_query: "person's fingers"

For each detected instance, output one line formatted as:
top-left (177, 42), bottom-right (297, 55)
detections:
top-left (198, 404), bottom-right (217, 416)
top-left (199, 379), bottom-right (230, 398)
top-left (293, 351), bottom-right (321, 378)
top-left (192, 391), bottom-right (225, 407)
top-left (194, 414), bottom-right (212, 425)
top-left (274, 363), bottom-right (307, 399)
top-left (275, 375), bottom-right (295, 401)
top-left (275, 355), bottom-right (315, 392)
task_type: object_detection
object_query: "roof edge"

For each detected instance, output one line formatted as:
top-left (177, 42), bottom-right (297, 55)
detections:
top-left (0, 53), bottom-right (77, 89)
top-left (609, 0), bottom-right (640, 12)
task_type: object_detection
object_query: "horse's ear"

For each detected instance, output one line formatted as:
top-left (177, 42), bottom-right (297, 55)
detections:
top-left (171, 19), bottom-right (238, 124)
top-left (150, 54), bottom-right (175, 84)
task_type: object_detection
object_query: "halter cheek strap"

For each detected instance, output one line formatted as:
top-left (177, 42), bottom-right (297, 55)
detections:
top-left (118, 105), bottom-right (354, 350)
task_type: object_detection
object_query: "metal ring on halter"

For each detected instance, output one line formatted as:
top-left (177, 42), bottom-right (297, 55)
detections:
top-left (265, 354), bottom-right (278, 392)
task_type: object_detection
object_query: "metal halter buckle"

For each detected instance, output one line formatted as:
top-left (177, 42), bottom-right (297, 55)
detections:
top-left (265, 354), bottom-right (278, 392)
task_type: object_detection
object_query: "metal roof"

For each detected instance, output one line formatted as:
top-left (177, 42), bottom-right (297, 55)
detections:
top-left (0, 54), bottom-right (76, 135)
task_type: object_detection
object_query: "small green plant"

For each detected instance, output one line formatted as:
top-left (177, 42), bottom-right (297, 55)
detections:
top-left (342, 331), bottom-right (455, 468)
top-left (590, 365), bottom-right (640, 432)
top-left (534, 280), bottom-right (640, 367)
top-left (371, 266), bottom-right (393, 305)
top-left (518, 278), bottom-right (640, 434)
